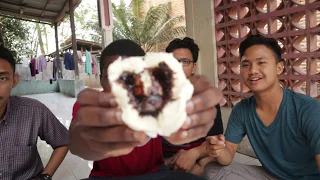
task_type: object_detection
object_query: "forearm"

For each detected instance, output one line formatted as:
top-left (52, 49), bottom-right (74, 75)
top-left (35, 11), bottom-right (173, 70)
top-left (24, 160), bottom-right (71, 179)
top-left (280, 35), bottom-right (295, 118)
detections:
top-left (214, 146), bottom-right (233, 166)
top-left (42, 146), bottom-right (69, 175)
top-left (191, 142), bottom-right (209, 160)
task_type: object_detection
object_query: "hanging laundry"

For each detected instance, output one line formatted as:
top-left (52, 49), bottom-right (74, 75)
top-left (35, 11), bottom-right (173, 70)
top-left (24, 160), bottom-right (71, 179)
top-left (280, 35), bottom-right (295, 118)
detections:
top-left (30, 58), bottom-right (36, 76)
top-left (64, 52), bottom-right (75, 70)
top-left (91, 54), bottom-right (97, 75)
top-left (85, 50), bottom-right (92, 75)
top-left (77, 51), bottom-right (84, 63)
top-left (38, 55), bottom-right (47, 72)
top-left (53, 58), bottom-right (57, 80)
top-left (35, 57), bottom-right (40, 72)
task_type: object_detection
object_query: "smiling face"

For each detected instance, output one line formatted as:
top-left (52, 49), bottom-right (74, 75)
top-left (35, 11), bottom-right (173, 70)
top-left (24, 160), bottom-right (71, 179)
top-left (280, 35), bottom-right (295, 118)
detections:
top-left (240, 45), bottom-right (283, 93)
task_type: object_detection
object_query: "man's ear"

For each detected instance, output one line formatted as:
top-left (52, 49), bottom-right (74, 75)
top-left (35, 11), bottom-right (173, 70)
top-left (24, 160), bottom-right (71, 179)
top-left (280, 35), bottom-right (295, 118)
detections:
top-left (192, 63), bottom-right (197, 75)
top-left (13, 74), bottom-right (19, 88)
top-left (277, 60), bottom-right (284, 75)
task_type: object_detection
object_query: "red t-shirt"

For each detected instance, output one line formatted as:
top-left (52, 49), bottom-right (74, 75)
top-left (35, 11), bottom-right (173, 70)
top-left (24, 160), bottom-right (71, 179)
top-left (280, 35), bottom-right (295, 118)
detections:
top-left (72, 102), bottom-right (164, 177)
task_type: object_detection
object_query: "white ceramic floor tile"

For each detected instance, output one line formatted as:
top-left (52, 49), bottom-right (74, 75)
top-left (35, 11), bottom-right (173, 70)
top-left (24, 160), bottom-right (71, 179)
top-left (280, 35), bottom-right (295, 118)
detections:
top-left (68, 163), bottom-right (92, 179)
top-left (52, 165), bottom-right (74, 180)
top-left (54, 176), bottom-right (77, 180)
top-left (65, 152), bottom-right (89, 166)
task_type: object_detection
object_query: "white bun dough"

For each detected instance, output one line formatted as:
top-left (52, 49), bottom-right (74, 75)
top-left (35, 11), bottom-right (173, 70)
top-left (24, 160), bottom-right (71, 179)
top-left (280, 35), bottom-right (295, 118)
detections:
top-left (108, 52), bottom-right (194, 138)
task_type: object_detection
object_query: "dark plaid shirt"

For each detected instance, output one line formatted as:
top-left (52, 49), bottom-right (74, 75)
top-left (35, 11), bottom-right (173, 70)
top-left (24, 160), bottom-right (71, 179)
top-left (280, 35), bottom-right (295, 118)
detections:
top-left (0, 96), bottom-right (69, 180)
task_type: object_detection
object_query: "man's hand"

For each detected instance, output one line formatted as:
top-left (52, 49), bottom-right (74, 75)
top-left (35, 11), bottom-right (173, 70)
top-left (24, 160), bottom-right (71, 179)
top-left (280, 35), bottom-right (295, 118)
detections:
top-left (172, 149), bottom-right (199, 172)
top-left (69, 89), bottom-right (149, 161)
top-left (165, 75), bottom-right (223, 145)
top-left (206, 135), bottom-right (226, 157)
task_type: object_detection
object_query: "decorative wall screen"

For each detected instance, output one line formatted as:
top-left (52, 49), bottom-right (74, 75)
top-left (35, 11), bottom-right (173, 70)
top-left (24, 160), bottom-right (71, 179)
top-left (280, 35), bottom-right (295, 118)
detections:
top-left (214, 0), bottom-right (320, 107)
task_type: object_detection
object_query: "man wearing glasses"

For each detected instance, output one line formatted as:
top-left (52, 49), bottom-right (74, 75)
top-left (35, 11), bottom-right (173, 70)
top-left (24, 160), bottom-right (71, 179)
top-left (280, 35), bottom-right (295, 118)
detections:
top-left (162, 37), bottom-right (224, 177)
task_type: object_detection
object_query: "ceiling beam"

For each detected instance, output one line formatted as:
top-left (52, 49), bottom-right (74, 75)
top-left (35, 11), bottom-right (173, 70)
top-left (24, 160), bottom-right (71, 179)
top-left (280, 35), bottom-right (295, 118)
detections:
top-left (55, 0), bottom-right (68, 23)
top-left (0, 14), bottom-right (52, 25)
top-left (40, 0), bottom-right (50, 16)
top-left (0, 8), bottom-right (54, 23)
top-left (0, 0), bottom-right (58, 14)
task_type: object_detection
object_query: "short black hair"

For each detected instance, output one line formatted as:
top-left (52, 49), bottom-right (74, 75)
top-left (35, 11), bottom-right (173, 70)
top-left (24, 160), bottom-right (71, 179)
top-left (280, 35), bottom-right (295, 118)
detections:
top-left (239, 34), bottom-right (282, 63)
top-left (166, 37), bottom-right (199, 63)
top-left (0, 45), bottom-right (16, 72)
top-left (100, 39), bottom-right (145, 73)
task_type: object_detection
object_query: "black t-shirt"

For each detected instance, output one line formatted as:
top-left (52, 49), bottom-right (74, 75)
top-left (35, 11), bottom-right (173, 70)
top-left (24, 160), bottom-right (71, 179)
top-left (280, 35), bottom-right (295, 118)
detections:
top-left (162, 104), bottom-right (224, 158)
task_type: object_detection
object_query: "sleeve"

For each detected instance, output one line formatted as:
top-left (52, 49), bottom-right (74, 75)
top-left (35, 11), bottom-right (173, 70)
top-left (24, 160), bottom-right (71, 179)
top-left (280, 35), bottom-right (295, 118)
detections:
top-left (224, 102), bottom-right (246, 144)
top-left (38, 105), bottom-right (69, 149)
top-left (72, 101), bottom-right (81, 120)
top-left (301, 100), bottom-right (320, 155)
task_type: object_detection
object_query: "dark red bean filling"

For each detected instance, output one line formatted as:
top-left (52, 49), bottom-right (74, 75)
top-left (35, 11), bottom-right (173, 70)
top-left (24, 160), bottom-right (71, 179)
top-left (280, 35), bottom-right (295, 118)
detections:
top-left (118, 62), bottom-right (174, 117)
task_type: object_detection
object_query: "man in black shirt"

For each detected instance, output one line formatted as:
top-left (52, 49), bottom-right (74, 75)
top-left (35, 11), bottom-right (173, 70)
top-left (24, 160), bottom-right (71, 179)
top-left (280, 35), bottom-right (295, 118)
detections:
top-left (163, 37), bottom-right (224, 176)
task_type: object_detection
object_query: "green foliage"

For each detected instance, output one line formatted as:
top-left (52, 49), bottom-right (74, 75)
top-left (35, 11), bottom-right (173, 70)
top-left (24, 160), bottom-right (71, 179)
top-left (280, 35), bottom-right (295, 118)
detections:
top-left (112, 0), bottom-right (186, 51)
top-left (0, 17), bottom-right (33, 62)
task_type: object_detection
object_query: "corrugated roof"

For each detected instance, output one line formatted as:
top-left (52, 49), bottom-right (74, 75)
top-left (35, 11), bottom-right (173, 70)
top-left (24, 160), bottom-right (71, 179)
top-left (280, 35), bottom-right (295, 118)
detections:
top-left (0, 0), bottom-right (82, 25)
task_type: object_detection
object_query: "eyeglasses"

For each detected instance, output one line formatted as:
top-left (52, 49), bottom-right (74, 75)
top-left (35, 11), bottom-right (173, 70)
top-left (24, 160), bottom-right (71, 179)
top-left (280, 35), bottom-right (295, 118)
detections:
top-left (178, 59), bottom-right (194, 66)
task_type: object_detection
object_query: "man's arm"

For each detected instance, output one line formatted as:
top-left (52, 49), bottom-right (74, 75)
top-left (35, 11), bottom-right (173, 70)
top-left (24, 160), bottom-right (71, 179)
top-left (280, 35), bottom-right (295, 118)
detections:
top-left (207, 101), bottom-right (246, 165)
top-left (190, 141), bottom-right (209, 160)
top-left (214, 141), bottom-right (238, 165)
top-left (316, 154), bottom-right (320, 171)
top-left (41, 146), bottom-right (69, 176)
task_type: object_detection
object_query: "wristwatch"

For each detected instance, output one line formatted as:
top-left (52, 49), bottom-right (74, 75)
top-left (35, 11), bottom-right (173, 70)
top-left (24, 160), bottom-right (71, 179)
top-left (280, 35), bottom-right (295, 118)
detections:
top-left (36, 174), bottom-right (52, 180)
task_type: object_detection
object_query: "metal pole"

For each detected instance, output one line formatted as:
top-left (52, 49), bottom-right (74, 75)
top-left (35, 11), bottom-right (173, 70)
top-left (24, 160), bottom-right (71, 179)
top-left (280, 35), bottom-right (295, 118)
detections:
top-left (54, 22), bottom-right (63, 79)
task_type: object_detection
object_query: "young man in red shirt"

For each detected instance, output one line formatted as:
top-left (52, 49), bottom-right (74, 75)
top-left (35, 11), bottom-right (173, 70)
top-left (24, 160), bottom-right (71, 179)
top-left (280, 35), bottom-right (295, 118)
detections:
top-left (69, 39), bottom-right (223, 179)
top-left (163, 37), bottom-right (224, 176)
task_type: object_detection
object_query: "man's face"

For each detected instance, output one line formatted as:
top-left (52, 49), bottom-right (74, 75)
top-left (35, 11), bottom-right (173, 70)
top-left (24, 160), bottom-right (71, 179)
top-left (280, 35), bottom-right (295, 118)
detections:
top-left (0, 58), bottom-right (19, 108)
top-left (100, 55), bottom-right (119, 92)
top-left (100, 55), bottom-right (132, 92)
top-left (240, 45), bottom-right (283, 93)
top-left (172, 48), bottom-right (197, 79)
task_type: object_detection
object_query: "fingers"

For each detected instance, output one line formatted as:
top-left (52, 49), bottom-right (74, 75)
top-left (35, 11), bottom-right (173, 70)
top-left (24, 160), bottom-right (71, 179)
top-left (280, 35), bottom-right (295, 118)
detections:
top-left (172, 152), bottom-right (181, 164)
top-left (76, 107), bottom-right (123, 127)
top-left (187, 87), bottom-right (223, 114)
top-left (77, 89), bottom-right (117, 107)
top-left (208, 148), bottom-right (223, 158)
top-left (178, 122), bottom-right (214, 143)
top-left (206, 135), bottom-right (225, 145)
top-left (182, 108), bottom-right (216, 129)
top-left (82, 126), bottom-right (148, 144)
top-left (206, 135), bottom-right (225, 158)
top-left (189, 75), bottom-right (213, 94)
top-left (207, 143), bottom-right (225, 150)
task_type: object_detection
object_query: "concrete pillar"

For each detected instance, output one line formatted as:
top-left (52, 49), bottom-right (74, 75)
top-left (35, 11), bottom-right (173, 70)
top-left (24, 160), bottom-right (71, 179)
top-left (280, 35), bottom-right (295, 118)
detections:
top-left (98, 0), bottom-right (113, 48)
top-left (184, 0), bottom-right (218, 87)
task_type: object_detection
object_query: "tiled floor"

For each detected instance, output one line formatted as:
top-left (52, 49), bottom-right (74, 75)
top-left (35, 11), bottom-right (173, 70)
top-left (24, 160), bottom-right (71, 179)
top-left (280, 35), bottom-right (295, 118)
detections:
top-left (24, 93), bottom-right (261, 180)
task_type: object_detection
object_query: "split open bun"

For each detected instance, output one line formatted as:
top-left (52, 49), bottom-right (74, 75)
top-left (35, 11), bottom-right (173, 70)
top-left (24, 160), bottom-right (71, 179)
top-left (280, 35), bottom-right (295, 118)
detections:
top-left (108, 52), bottom-right (194, 137)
